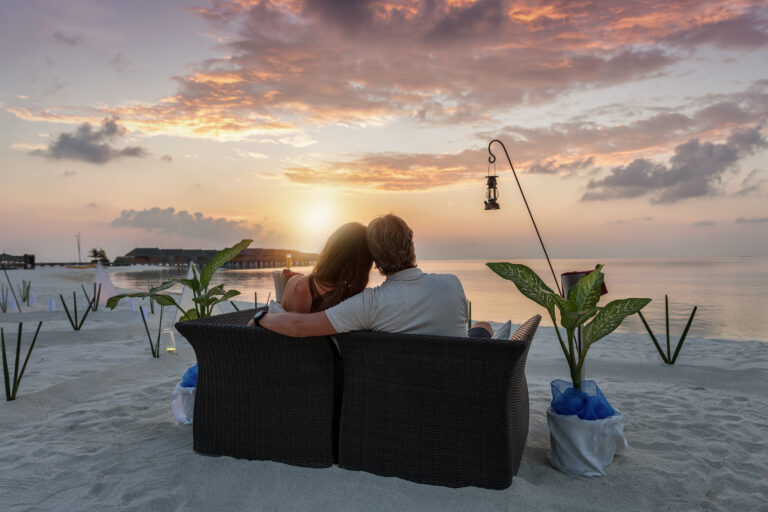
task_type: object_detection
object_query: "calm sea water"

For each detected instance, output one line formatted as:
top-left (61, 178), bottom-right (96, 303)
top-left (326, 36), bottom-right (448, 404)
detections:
top-left (111, 258), bottom-right (768, 341)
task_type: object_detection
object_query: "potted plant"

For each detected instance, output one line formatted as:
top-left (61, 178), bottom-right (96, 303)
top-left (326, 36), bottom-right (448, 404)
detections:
top-left (106, 239), bottom-right (251, 320)
top-left (106, 240), bottom-right (251, 425)
top-left (486, 262), bottom-right (650, 476)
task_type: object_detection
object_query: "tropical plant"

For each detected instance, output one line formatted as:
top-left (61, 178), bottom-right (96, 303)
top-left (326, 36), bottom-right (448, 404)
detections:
top-left (88, 247), bottom-right (109, 264)
top-left (1, 321), bottom-right (42, 400)
top-left (107, 239), bottom-right (252, 321)
top-left (487, 263), bottom-right (651, 389)
top-left (60, 292), bottom-right (94, 331)
top-left (637, 295), bottom-right (697, 365)
top-left (139, 305), bottom-right (164, 358)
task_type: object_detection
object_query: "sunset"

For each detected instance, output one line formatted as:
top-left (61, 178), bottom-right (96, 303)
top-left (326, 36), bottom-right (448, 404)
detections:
top-left (2, 0), bottom-right (766, 260)
top-left (1, 2), bottom-right (767, 511)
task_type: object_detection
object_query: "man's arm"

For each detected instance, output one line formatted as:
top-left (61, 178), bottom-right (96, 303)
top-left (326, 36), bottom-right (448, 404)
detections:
top-left (256, 311), bottom-right (337, 338)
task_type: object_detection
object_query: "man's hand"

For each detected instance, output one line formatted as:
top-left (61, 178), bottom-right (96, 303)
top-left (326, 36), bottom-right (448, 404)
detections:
top-left (258, 311), bottom-right (337, 338)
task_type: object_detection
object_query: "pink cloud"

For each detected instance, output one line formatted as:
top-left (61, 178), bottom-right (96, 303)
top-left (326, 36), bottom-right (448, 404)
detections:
top-left (12, 0), bottom-right (767, 139)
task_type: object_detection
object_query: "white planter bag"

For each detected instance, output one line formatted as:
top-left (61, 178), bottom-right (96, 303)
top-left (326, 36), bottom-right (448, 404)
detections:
top-left (171, 382), bottom-right (195, 424)
top-left (547, 406), bottom-right (627, 477)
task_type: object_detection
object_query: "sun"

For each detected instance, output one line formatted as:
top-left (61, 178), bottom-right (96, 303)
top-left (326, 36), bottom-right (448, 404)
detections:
top-left (298, 202), bottom-right (336, 246)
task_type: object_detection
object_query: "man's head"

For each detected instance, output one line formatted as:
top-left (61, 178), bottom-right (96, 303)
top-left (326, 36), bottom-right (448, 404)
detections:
top-left (366, 214), bottom-right (416, 276)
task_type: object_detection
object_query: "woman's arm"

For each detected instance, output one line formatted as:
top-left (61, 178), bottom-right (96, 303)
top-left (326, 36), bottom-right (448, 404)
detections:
top-left (280, 274), bottom-right (312, 313)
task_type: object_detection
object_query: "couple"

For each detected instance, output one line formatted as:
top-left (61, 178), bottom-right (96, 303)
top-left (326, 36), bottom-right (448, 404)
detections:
top-left (250, 214), bottom-right (493, 339)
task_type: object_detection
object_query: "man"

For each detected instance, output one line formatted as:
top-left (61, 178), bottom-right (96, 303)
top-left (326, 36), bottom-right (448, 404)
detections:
top-left (254, 214), bottom-right (492, 338)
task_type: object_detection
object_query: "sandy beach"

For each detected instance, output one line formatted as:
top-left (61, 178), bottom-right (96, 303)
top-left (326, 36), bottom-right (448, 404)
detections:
top-left (1, 266), bottom-right (767, 512)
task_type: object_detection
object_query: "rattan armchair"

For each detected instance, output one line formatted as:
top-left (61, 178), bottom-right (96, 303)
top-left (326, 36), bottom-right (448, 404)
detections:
top-left (334, 315), bottom-right (541, 489)
top-left (175, 309), bottom-right (340, 468)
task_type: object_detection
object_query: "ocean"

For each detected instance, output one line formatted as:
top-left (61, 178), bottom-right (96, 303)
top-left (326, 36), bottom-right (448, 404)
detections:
top-left (111, 257), bottom-right (768, 342)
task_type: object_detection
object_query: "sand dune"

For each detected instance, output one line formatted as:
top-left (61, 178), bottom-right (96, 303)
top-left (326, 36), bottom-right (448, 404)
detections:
top-left (1, 267), bottom-right (766, 511)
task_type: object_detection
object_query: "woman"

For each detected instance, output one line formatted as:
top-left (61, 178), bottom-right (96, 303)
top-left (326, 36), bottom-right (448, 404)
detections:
top-left (280, 222), bottom-right (373, 312)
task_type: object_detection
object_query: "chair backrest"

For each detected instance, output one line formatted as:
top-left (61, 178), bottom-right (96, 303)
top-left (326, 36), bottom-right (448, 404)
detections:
top-left (334, 314), bottom-right (541, 489)
top-left (175, 309), bottom-right (339, 468)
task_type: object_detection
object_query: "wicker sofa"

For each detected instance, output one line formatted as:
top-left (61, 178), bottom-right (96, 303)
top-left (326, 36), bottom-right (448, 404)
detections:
top-left (176, 309), bottom-right (540, 489)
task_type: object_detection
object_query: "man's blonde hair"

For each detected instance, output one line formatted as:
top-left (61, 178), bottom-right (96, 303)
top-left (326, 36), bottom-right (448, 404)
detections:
top-left (366, 214), bottom-right (416, 276)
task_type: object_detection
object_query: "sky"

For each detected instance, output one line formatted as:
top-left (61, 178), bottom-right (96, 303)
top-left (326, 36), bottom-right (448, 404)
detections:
top-left (1, 0), bottom-right (767, 262)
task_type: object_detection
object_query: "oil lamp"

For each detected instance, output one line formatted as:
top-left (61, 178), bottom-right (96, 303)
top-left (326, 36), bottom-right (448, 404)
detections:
top-left (484, 169), bottom-right (500, 210)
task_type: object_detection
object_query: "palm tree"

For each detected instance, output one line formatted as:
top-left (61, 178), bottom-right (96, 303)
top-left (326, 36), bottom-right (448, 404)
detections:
top-left (89, 248), bottom-right (109, 264)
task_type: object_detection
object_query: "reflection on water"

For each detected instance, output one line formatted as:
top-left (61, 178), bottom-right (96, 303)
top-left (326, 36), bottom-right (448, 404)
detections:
top-left (111, 257), bottom-right (768, 341)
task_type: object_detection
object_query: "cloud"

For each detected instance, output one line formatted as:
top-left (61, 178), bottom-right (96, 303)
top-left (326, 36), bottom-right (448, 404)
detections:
top-left (735, 216), bottom-right (768, 223)
top-left (51, 32), bottom-right (84, 46)
top-left (736, 169), bottom-right (766, 196)
top-left (528, 157), bottom-right (595, 175)
top-left (109, 53), bottom-right (132, 73)
top-left (63, 170), bottom-right (76, 177)
top-left (692, 220), bottom-right (716, 227)
top-left (582, 125), bottom-right (768, 203)
top-left (161, 154), bottom-right (173, 162)
top-left (280, 82), bottom-right (768, 191)
top-left (87, 202), bottom-right (98, 208)
top-left (15, 0), bottom-right (768, 140)
top-left (284, 149), bottom-right (481, 191)
top-left (235, 149), bottom-right (268, 159)
top-left (664, 10), bottom-right (768, 49)
top-left (110, 207), bottom-right (263, 243)
top-left (30, 117), bottom-right (149, 164)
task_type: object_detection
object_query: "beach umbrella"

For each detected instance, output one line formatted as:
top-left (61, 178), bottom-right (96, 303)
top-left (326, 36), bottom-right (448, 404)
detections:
top-left (92, 262), bottom-right (117, 306)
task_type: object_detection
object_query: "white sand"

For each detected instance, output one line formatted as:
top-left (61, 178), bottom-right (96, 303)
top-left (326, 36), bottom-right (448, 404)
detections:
top-left (1, 267), bottom-right (767, 511)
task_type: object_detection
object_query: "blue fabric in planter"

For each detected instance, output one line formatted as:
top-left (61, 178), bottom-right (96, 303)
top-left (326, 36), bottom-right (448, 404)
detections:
top-left (181, 364), bottom-right (198, 388)
top-left (551, 379), bottom-right (615, 420)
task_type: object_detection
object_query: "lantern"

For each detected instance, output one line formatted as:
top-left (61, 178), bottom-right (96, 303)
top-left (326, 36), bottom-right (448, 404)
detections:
top-left (484, 174), bottom-right (500, 210)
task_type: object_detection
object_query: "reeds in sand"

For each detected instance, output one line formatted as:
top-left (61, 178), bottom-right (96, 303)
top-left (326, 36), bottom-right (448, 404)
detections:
top-left (81, 283), bottom-right (102, 312)
top-left (638, 295), bottom-right (698, 365)
top-left (1, 263), bottom-right (22, 313)
top-left (60, 292), bottom-right (94, 331)
top-left (139, 305), bottom-right (164, 358)
top-left (1, 321), bottom-right (43, 401)
top-left (254, 292), bottom-right (271, 308)
top-left (0, 285), bottom-right (8, 313)
top-left (17, 280), bottom-right (32, 306)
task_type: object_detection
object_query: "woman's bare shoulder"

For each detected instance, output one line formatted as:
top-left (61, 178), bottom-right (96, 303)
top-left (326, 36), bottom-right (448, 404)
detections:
top-left (281, 274), bottom-right (312, 312)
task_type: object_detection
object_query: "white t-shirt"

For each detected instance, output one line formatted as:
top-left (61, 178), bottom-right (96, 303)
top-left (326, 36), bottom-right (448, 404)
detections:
top-left (324, 267), bottom-right (468, 337)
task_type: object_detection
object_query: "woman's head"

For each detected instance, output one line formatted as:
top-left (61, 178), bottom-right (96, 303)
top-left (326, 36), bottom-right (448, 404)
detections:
top-left (310, 222), bottom-right (373, 309)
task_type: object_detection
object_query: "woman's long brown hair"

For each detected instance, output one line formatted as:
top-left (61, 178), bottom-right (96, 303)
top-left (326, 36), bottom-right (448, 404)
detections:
top-left (309, 222), bottom-right (373, 310)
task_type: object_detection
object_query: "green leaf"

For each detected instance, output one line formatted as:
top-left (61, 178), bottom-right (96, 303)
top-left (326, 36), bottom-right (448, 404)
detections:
top-left (207, 284), bottom-right (226, 297)
top-left (148, 278), bottom-right (188, 294)
top-left (551, 293), bottom-right (573, 315)
top-left (200, 239), bottom-right (252, 289)
top-left (178, 278), bottom-right (200, 294)
top-left (219, 290), bottom-right (241, 301)
top-left (151, 294), bottom-right (179, 308)
top-left (583, 298), bottom-right (651, 347)
top-left (106, 292), bottom-right (152, 310)
top-left (179, 308), bottom-right (199, 322)
top-left (567, 265), bottom-right (604, 312)
top-left (561, 308), bottom-right (598, 331)
top-left (487, 263), bottom-right (557, 317)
